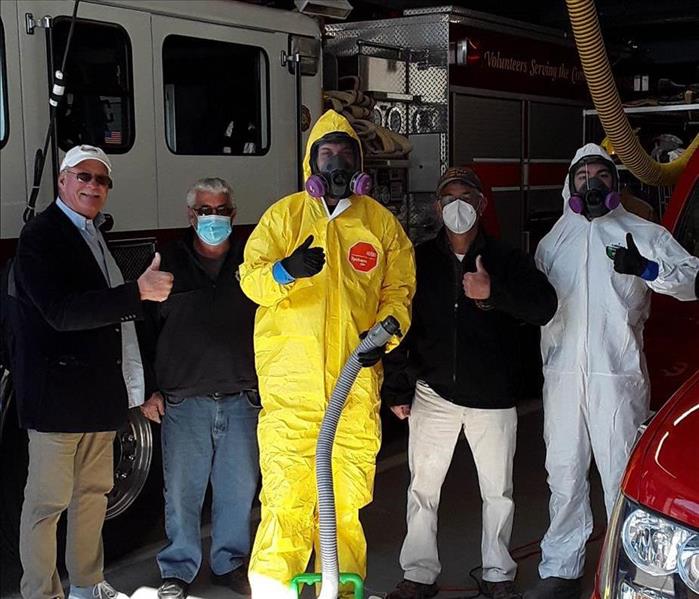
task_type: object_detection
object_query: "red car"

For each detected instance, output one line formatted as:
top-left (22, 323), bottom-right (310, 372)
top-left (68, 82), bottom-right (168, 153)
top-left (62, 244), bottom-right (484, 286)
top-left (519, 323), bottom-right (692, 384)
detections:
top-left (591, 150), bottom-right (699, 598)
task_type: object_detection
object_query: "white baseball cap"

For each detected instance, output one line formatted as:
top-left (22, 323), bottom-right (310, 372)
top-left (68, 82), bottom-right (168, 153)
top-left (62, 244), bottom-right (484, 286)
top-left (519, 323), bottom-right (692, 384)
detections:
top-left (60, 144), bottom-right (112, 174)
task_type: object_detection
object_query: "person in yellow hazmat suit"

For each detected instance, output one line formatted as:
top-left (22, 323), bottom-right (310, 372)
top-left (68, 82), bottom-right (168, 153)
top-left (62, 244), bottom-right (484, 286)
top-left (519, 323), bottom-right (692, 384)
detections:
top-left (238, 109), bottom-right (416, 598)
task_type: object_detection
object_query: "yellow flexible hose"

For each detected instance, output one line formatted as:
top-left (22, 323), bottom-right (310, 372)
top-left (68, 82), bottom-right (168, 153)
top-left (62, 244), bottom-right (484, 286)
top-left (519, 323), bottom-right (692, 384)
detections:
top-left (566, 0), bottom-right (699, 185)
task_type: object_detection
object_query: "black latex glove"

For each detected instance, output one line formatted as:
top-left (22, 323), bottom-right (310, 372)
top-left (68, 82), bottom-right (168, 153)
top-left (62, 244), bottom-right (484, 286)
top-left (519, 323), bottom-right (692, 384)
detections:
top-left (357, 330), bottom-right (387, 367)
top-left (613, 233), bottom-right (649, 277)
top-left (281, 235), bottom-right (325, 279)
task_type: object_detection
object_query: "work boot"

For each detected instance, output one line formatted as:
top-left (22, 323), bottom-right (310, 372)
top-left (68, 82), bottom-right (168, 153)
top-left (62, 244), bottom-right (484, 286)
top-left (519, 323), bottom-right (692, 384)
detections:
top-left (211, 565), bottom-right (251, 596)
top-left (157, 578), bottom-right (189, 599)
top-left (482, 580), bottom-right (522, 599)
top-left (523, 576), bottom-right (582, 599)
top-left (385, 579), bottom-right (439, 599)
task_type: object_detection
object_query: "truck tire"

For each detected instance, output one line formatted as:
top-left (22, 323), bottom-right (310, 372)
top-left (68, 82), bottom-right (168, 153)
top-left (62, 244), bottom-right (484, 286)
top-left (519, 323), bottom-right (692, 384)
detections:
top-left (103, 409), bottom-right (164, 559)
top-left (0, 373), bottom-right (164, 592)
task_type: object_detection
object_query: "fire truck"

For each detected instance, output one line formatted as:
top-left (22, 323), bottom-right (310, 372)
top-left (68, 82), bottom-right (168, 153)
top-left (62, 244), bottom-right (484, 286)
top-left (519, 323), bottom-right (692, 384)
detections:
top-left (0, 7), bottom-right (593, 583)
top-left (1, 1), bottom-right (697, 595)
top-left (0, 0), bottom-right (322, 590)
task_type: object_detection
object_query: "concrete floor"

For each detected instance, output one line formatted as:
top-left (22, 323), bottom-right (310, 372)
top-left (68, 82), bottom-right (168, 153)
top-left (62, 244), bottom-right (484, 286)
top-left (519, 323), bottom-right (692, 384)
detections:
top-left (4, 401), bottom-right (606, 598)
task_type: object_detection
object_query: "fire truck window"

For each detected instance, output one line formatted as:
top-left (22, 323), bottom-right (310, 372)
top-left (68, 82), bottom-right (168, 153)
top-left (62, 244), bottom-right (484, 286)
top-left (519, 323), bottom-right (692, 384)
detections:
top-left (162, 35), bottom-right (269, 156)
top-left (0, 17), bottom-right (7, 149)
top-left (52, 18), bottom-right (134, 153)
top-left (677, 181), bottom-right (699, 257)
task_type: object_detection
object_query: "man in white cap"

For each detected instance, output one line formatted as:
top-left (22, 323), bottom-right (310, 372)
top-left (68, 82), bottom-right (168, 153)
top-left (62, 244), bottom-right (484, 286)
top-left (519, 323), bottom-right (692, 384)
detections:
top-left (12, 145), bottom-right (174, 599)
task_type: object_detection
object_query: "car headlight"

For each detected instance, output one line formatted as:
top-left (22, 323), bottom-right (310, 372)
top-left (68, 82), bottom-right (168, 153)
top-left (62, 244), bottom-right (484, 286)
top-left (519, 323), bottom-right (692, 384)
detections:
top-left (596, 498), bottom-right (699, 598)
top-left (622, 508), bottom-right (694, 576)
top-left (679, 535), bottom-right (699, 593)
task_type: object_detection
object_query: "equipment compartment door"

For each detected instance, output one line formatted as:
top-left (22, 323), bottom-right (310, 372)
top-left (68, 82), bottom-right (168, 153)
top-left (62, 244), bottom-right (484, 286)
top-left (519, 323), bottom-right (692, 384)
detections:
top-left (152, 15), bottom-right (297, 228)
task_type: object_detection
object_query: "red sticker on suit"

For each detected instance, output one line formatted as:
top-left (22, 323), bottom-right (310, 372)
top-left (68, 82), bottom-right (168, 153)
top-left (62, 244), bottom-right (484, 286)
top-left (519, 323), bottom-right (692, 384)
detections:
top-left (348, 242), bottom-right (378, 273)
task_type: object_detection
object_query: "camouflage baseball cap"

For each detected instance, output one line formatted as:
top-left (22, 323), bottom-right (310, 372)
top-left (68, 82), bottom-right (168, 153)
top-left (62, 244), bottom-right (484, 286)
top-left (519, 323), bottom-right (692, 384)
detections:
top-left (436, 166), bottom-right (483, 195)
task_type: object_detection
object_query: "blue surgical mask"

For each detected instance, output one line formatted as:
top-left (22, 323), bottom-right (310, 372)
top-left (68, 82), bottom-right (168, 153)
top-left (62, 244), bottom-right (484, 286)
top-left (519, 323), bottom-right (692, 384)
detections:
top-left (195, 215), bottom-right (232, 246)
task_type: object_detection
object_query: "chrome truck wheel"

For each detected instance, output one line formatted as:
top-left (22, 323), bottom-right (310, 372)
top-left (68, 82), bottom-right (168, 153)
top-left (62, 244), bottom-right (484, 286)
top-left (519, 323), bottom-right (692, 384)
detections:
top-left (107, 408), bottom-right (153, 520)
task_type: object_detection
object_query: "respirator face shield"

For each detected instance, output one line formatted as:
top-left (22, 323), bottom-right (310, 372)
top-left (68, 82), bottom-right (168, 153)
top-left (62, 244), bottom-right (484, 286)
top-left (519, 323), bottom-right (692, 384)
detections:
top-left (306, 133), bottom-right (372, 199)
top-left (568, 156), bottom-right (620, 219)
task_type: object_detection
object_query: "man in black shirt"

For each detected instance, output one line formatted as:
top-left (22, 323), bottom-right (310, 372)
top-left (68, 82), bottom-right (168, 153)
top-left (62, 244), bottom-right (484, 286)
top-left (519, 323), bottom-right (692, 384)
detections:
top-left (140, 178), bottom-right (259, 599)
top-left (382, 168), bottom-right (557, 599)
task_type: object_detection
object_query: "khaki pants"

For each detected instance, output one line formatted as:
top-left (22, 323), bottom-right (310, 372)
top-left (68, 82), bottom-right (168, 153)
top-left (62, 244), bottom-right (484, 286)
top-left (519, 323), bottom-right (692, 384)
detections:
top-left (400, 382), bottom-right (518, 584)
top-left (20, 430), bottom-right (115, 599)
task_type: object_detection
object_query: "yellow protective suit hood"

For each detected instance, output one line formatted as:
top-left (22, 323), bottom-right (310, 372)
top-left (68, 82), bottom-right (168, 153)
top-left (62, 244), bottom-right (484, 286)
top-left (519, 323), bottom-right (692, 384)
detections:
top-left (240, 110), bottom-right (416, 598)
top-left (303, 108), bottom-right (365, 180)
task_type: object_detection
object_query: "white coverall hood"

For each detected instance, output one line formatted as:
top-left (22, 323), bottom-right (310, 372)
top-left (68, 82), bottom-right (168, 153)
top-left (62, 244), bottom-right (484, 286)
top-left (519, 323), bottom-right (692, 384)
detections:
top-left (534, 143), bottom-right (699, 581)
top-left (561, 142), bottom-right (618, 209)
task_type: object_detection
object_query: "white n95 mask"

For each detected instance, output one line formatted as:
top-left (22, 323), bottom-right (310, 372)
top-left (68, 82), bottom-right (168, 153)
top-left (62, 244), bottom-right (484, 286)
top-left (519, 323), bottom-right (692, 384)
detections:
top-left (442, 199), bottom-right (477, 234)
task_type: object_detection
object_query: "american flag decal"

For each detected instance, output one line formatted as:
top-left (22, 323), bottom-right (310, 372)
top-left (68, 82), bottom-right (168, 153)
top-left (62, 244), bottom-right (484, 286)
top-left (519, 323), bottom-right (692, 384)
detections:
top-left (104, 129), bottom-right (122, 145)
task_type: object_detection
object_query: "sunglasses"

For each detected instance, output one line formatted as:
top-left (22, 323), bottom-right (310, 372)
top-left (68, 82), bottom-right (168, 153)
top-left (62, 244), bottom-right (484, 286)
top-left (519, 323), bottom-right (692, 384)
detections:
top-left (66, 170), bottom-right (113, 189)
top-left (192, 205), bottom-right (235, 217)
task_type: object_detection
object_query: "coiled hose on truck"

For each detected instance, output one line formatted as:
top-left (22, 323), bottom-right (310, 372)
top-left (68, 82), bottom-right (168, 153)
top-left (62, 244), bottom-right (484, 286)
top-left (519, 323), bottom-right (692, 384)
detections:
top-left (315, 316), bottom-right (400, 599)
top-left (566, 0), bottom-right (699, 185)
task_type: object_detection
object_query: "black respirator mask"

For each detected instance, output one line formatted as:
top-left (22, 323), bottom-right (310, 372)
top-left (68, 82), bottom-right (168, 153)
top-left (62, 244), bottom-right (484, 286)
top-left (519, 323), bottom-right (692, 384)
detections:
top-left (568, 159), bottom-right (621, 220)
top-left (320, 154), bottom-right (355, 199)
top-left (306, 134), bottom-right (372, 200)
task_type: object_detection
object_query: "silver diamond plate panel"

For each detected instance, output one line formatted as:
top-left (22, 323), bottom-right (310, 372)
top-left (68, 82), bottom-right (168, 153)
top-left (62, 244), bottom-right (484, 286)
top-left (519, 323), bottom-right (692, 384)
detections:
top-left (326, 13), bottom-right (453, 240)
top-left (402, 5), bottom-right (460, 16)
top-left (325, 15), bottom-right (449, 135)
top-left (326, 14), bottom-right (449, 55)
top-left (440, 133), bottom-right (448, 174)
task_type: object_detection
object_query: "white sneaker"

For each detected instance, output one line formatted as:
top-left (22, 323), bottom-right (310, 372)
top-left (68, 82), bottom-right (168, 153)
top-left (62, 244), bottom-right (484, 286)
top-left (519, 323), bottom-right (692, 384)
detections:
top-left (68, 580), bottom-right (130, 599)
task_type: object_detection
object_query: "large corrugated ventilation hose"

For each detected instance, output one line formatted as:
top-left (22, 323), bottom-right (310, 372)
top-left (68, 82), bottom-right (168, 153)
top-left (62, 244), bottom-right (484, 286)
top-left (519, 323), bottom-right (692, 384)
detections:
top-left (316, 316), bottom-right (400, 599)
top-left (566, 0), bottom-right (699, 185)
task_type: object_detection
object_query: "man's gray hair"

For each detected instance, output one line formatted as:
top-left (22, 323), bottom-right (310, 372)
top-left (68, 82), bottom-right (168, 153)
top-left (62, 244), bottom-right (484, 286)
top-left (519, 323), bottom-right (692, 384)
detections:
top-left (185, 177), bottom-right (235, 209)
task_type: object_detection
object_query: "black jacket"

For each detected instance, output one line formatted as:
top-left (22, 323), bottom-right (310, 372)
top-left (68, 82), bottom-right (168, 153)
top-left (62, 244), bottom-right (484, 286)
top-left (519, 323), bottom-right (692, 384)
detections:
top-left (382, 229), bottom-right (557, 409)
top-left (141, 233), bottom-right (257, 399)
top-left (11, 202), bottom-right (144, 432)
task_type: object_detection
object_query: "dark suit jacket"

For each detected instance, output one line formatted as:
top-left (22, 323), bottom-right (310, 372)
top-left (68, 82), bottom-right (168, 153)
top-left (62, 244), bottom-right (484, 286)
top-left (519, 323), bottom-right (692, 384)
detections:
top-left (11, 202), bottom-right (143, 432)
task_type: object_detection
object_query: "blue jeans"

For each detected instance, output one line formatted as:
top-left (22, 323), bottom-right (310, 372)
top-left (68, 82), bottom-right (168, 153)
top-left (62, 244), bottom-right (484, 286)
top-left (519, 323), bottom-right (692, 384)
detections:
top-left (157, 392), bottom-right (260, 582)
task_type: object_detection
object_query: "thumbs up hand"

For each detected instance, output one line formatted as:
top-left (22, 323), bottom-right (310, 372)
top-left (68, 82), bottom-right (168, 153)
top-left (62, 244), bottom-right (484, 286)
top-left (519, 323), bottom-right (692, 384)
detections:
top-left (280, 235), bottom-right (326, 279)
top-left (612, 233), bottom-right (645, 275)
top-left (137, 252), bottom-right (174, 302)
top-left (612, 232), bottom-right (659, 281)
top-left (463, 255), bottom-right (491, 300)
